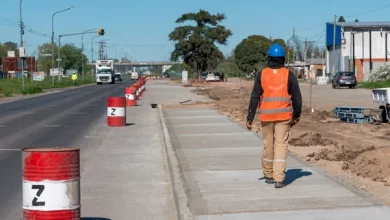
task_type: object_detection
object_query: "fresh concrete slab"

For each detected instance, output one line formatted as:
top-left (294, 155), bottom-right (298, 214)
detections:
top-left (169, 122), bottom-right (247, 136)
top-left (165, 115), bottom-right (232, 125)
top-left (176, 132), bottom-right (261, 149)
top-left (196, 206), bottom-right (390, 220)
top-left (162, 106), bottom-right (390, 219)
top-left (164, 109), bottom-right (221, 117)
top-left (182, 147), bottom-right (305, 171)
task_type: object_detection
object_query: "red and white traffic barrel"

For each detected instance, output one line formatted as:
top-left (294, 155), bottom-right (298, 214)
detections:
top-left (137, 81), bottom-right (143, 97)
top-left (134, 83), bottom-right (140, 100)
top-left (22, 147), bottom-right (80, 220)
top-left (107, 96), bottom-right (126, 126)
top-left (141, 78), bottom-right (146, 92)
top-left (125, 87), bottom-right (136, 107)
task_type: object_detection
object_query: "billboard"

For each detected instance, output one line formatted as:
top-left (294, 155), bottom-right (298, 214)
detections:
top-left (326, 22), bottom-right (342, 47)
top-left (1, 57), bottom-right (36, 72)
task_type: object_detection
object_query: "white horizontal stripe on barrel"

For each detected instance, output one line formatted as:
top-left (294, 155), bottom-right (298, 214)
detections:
top-left (107, 107), bottom-right (125, 117)
top-left (126, 94), bottom-right (135, 100)
top-left (23, 180), bottom-right (80, 211)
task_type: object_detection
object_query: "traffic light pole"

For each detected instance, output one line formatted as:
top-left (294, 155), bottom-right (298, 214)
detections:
top-left (57, 30), bottom-right (96, 81)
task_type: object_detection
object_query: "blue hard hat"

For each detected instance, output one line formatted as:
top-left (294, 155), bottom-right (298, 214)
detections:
top-left (268, 44), bottom-right (285, 57)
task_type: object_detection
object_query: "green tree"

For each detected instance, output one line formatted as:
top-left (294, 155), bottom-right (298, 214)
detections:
top-left (60, 44), bottom-right (90, 73)
top-left (37, 43), bottom-right (90, 75)
top-left (234, 35), bottom-right (271, 73)
top-left (37, 43), bottom-right (59, 74)
top-left (0, 41), bottom-right (20, 65)
top-left (338, 16), bottom-right (346, 22)
top-left (168, 9), bottom-right (232, 78)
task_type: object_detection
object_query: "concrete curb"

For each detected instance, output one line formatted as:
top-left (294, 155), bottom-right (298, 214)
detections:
top-left (157, 104), bottom-right (194, 220)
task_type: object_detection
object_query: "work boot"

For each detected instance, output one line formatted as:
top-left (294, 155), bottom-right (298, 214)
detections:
top-left (275, 182), bottom-right (286, 188)
top-left (258, 177), bottom-right (274, 184)
top-left (265, 177), bottom-right (274, 184)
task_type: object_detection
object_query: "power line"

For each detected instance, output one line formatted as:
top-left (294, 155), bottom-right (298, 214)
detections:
top-left (296, 23), bottom-right (324, 32)
top-left (0, 15), bottom-right (50, 39)
top-left (344, 4), bottom-right (390, 18)
top-left (295, 4), bottom-right (390, 32)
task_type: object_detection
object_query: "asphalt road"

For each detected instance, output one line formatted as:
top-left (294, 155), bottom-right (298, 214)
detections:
top-left (0, 80), bottom-right (135, 218)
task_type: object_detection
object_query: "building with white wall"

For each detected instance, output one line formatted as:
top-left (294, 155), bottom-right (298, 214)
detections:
top-left (326, 21), bottom-right (390, 81)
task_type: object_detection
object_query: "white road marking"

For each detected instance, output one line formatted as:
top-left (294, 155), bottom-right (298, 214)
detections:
top-left (0, 149), bottom-right (22, 151)
top-left (69, 112), bottom-right (87, 115)
top-left (44, 125), bottom-right (67, 127)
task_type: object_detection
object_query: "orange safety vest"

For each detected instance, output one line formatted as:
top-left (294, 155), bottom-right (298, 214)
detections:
top-left (258, 67), bottom-right (292, 122)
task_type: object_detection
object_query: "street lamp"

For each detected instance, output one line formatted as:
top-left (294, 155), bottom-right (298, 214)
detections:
top-left (20, 0), bottom-right (27, 90)
top-left (105, 44), bottom-right (117, 60)
top-left (91, 35), bottom-right (102, 78)
top-left (51, 6), bottom-right (75, 85)
top-left (81, 28), bottom-right (95, 81)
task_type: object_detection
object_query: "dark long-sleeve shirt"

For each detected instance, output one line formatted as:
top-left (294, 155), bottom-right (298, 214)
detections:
top-left (246, 62), bottom-right (302, 122)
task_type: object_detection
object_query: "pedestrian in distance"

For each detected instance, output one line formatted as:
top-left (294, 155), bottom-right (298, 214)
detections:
top-left (246, 43), bottom-right (302, 188)
top-left (71, 72), bottom-right (78, 86)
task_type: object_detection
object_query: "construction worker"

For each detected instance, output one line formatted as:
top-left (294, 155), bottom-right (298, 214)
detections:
top-left (71, 72), bottom-right (78, 86)
top-left (246, 43), bottom-right (302, 188)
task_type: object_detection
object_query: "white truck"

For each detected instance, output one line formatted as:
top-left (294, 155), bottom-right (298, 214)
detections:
top-left (131, 72), bottom-right (139, 80)
top-left (96, 60), bottom-right (115, 84)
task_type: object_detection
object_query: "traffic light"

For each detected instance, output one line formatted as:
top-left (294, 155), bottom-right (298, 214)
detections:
top-left (98, 29), bottom-right (105, 36)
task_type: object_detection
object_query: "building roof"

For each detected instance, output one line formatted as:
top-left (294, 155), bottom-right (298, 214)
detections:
top-left (330, 21), bottom-right (390, 28)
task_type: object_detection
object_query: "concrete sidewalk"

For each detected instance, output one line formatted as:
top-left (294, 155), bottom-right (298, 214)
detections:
top-left (80, 80), bottom-right (208, 219)
top-left (161, 107), bottom-right (390, 219)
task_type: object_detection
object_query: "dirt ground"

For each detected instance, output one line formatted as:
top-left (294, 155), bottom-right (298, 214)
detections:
top-left (164, 77), bottom-right (390, 206)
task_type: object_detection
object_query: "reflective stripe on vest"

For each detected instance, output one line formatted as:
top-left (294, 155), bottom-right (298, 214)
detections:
top-left (258, 67), bottom-right (292, 121)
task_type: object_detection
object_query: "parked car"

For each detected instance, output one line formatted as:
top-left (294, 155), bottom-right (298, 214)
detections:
top-left (201, 72), bottom-right (208, 79)
top-left (206, 73), bottom-right (216, 82)
top-left (214, 72), bottom-right (221, 81)
top-left (332, 71), bottom-right (357, 89)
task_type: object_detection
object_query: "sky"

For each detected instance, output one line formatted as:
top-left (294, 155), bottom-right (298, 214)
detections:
top-left (1, 0), bottom-right (390, 62)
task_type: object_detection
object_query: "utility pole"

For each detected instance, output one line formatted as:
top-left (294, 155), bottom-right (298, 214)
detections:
top-left (81, 28), bottom-right (95, 81)
top-left (292, 27), bottom-right (296, 75)
top-left (310, 49), bottom-right (314, 113)
top-left (99, 42), bottom-right (104, 60)
top-left (332, 14), bottom-right (337, 75)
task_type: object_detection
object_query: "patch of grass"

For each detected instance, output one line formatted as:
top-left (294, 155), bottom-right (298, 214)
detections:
top-left (0, 75), bottom-right (95, 97)
top-left (3, 91), bottom-right (13, 97)
top-left (358, 80), bottom-right (390, 89)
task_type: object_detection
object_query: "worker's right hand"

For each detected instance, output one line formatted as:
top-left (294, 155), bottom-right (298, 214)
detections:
top-left (246, 120), bottom-right (253, 130)
top-left (291, 118), bottom-right (300, 127)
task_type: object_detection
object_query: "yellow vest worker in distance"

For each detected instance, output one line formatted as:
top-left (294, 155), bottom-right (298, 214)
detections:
top-left (71, 72), bottom-right (78, 86)
top-left (246, 43), bottom-right (302, 188)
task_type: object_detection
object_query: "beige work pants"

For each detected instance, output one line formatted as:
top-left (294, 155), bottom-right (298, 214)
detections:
top-left (260, 119), bottom-right (291, 182)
